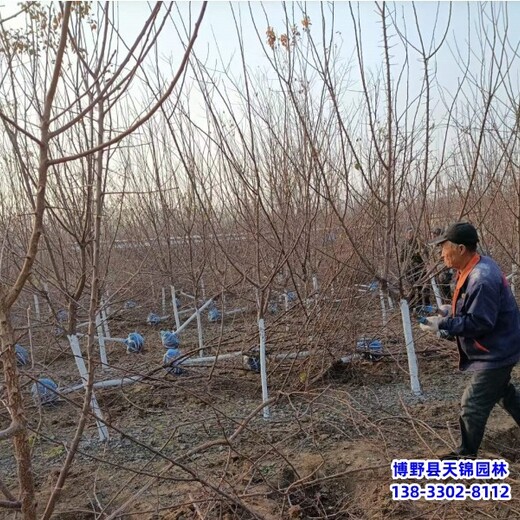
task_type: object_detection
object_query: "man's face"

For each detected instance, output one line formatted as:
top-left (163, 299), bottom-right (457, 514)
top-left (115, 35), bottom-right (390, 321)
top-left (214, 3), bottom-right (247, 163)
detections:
top-left (441, 241), bottom-right (465, 269)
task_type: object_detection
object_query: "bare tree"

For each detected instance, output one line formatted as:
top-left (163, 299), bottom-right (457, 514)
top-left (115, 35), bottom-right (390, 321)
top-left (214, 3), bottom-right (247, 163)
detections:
top-left (0, 2), bottom-right (207, 517)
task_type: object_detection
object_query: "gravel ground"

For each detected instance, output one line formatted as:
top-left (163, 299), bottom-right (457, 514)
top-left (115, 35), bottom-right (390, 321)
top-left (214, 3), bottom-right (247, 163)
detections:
top-left (3, 323), bottom-right (520, 519)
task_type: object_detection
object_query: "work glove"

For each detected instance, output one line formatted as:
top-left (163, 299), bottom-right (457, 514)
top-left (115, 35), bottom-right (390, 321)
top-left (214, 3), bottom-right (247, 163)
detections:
top-left (438, 304), bottom-right (452, 317)
top-left (419, 315), bottom-right (443, 333)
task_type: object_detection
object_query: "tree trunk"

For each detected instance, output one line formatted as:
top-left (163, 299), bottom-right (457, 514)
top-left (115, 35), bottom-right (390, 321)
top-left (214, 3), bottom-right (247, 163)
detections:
top-left (0, 308), bottom-right (36, 519)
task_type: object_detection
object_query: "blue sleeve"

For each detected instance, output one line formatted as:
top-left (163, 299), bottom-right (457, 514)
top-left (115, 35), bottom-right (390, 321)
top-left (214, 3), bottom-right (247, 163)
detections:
top-left (439, 280), bottom-right (500, 337)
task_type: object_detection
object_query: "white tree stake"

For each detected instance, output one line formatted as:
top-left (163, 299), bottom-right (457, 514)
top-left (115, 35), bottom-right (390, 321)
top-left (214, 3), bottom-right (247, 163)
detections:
top-left (430, 276), bottom-right (443, 308)
top-left (100, 298), bottom-right (111, 338)
top-left (77, 334), bottom-right (126, 344)
top-left (62, 375), bottom-right (143, 394)
top-left (258, 318), bottom-right (271, 419)
top-left (200, 277), bottom-right (206, 301)
top-left (182, 351), bottom-right (243, 365)
top-left (68, 334), bottom-right (109, 441)
top-left (379, 287), bottom-right (388, 326)
top-left (224, 307), bottom-right (248, 316)
top-left (181, 349), bottom-right (310, 366)
top-left (101, 310), bottom-right (111, 339)
top-left (400, 299), bottom-right (422, 396)
top-left (284, 291), bottom-right (289, 332)
top-left (273, 350), bottom-right (309, 360)
top-left (171, 285), bottom-right (180, 330)
top-left (512, 262), bottom-right (518, 296)
top-left (196, 309), bottom-right (204, 357)
top-left (174, 299), bottom-right (213, 335)
top-left (258, 318), bottom-right (270, 419)
top-left (95, 313), bottom-right (108, 369)
top-left (161, 287), bottom-right (166, 316)
top-left (33, 294), bottom-right (41, 322)
top-left (27, 307), bottom-right (35, 369)
top-left (104, 292), bottom-right (112, 318)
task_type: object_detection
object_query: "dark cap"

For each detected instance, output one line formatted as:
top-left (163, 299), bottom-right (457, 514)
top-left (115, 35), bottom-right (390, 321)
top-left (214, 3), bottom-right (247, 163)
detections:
top-left (430, 222), bottom-right (479, 246)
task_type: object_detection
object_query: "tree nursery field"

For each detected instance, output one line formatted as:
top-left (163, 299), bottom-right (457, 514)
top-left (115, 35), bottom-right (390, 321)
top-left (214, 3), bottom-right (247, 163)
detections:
top-left (2, 2), bottom-right (520, 519)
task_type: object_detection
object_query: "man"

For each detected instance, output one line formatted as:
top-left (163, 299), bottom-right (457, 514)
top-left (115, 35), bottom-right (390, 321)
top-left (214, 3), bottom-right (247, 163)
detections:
top-left (401, 227), bottom-right (430, 307)
top-left (420, 222), bottom-right (520, 458)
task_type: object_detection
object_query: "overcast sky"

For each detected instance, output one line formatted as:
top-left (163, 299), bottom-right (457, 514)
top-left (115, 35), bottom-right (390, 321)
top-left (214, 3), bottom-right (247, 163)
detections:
top-left (1, 1), bottom-right (519, 163)
top-left (2, 1), bottom-right (518, 108)
top-left (101, 1), bottom-right (519, 134)
top-left (115, 2), bottom-right (520, 88)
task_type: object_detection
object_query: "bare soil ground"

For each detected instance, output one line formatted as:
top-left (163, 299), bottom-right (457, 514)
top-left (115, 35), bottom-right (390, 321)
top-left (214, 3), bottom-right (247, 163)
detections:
top-left (2, 302), bottom-right (520, 519)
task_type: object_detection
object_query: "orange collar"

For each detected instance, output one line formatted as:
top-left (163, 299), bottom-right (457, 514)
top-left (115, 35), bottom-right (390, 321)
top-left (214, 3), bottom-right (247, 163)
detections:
top-left (451, 253), bottom-right (480, 315)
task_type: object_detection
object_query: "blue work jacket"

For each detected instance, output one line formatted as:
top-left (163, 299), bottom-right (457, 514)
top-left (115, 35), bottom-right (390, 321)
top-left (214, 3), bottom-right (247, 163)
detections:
top-left (439, 255), bottom-right (520, 371)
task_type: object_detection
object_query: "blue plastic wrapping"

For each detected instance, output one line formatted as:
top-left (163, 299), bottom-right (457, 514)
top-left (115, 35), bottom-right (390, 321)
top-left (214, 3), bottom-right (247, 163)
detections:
top-left (15, 344), bottom-right (29, 366)
top-left (286, 291), bottom-right (297, 302)
top-left (268, 302), bottom-right (278, 314)
top-left (147, 312), bottom-right (161, 325)
top-left (56, 309), bottom-right (68, 322)
top-left (32, 378), bottom-right (58, 405)
top-left (208, 308), bottom-right (221, 322)
top-left (163, 348), bottom-right (185, 375)
top-left (243, 355), bottom-right (261, 373)
top-left (160, 331), bottom-right (180, 349)
top-left (356, 338), bottom-right (383, 361)
top-left (415, 305), bottom-right (437, 317)
top-left (163, 348), bottom-right (181, 365)
top-left (125, 332), bottom-right (144, 353)
top-left (368, 280), bottom-right (379, 292)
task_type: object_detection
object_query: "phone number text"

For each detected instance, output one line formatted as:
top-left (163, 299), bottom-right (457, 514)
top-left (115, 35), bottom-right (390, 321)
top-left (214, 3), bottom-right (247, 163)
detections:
top-left (390, 483), bottom-right (511, 501)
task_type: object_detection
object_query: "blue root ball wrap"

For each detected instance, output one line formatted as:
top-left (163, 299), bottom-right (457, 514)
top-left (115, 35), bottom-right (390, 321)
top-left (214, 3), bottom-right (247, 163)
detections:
top-left (161, 331), bottom-right (180, 349)
top-left (56, 309), bottom-right (68, 322)
top-left (208, 308), bottom-right (221, 322)
top-left (147, 312), bottom-right (161, 325)
top-left (15, 344), bottom-right (29, 366)
top-left (125, 332), bottom-right (144, 353)
top-left (286, 291), bottom-right (297, 302)
top-left (32, 378), bottom-right (58, 405)
top-left (163, 348), bottom-right (181, 365)
top-left (163, 348), bottom-right (185, 375)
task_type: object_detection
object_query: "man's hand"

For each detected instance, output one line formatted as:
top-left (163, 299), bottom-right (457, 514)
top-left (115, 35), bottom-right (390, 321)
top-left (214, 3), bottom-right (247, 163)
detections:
top-left (420, 316), bottom-right (443, 333)
top-left (438, 304), bottom-right (451, 317)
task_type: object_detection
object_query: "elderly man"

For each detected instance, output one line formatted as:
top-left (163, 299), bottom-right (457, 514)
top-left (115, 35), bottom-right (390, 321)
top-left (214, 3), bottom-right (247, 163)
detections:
top-left (420, 222), bottom-right (520, 458)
